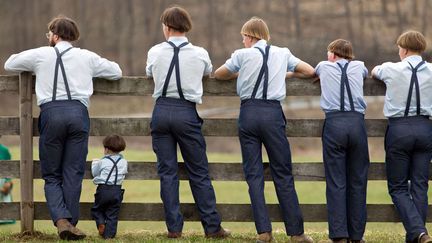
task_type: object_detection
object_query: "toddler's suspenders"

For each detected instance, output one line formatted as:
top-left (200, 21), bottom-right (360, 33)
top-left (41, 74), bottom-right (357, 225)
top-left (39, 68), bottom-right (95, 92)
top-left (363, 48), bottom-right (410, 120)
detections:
top-left (161, 41), bottom-right (189, 100)
top-left (251, 45), bottom-right (271, 100)
top-left (337, 62), bottom-right (355, 111)
top-left (104, 156), bottom-right (122, 185)
top-left (52, 46), bottom-right (73, 101)
top-left (405, 60), bottom-right (426, 117)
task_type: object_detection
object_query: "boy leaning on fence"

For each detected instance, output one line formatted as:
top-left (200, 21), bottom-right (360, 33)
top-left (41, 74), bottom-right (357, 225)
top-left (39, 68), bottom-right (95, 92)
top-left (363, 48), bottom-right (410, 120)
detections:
top-left (91, 134), bottom-right (128, 239)
top-left (214, 16), bottom-right (315, 243)
top-left (315, 39), bottom-right (370, 243)
top-left (146, 6), bottom-right (230, 239)
top-left (4, 15), bottom-right (122, 240)
top-left (372, 30), bottom-right (432, 243)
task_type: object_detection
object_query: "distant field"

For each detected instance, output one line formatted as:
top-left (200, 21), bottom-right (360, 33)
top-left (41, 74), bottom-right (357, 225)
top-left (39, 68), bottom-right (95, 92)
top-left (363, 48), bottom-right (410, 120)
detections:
top-left (1, 146), bottom-right (431, 242)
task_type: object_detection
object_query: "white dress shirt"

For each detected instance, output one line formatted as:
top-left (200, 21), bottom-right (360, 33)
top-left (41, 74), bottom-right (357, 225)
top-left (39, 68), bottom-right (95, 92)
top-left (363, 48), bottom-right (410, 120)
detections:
top-left (4, 41), bottom-right (122, 107)
top-left (315, 59), bottom-right (368, 114)
top-left (223, 40), bottom-right (300, 101)
top-left (374, 55), bottom-right (432, 117)
top-left (146, 36), bottom-right (212, 104)
top-left (92, 154), bottom-right (128, 185)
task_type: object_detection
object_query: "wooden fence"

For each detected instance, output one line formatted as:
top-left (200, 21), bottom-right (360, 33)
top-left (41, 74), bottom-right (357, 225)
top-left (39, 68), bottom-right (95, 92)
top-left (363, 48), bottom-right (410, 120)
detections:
top-left (1, 72), bottom-right (432, 233)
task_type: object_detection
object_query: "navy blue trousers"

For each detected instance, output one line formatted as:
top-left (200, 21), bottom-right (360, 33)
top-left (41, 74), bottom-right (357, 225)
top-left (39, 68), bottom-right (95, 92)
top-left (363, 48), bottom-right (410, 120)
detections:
top-left (151, 97), bottom-right (222, 234)
top-left (91, 185), bottom-right (124, 239)
top-left (385, 116), bottom-right (432, 242)
top-left (38, 100), bottom-right (89, 225)
top-left (322, 111), bottom-right (370, 240)
top-left (238, 99), bottom-right (304, 236)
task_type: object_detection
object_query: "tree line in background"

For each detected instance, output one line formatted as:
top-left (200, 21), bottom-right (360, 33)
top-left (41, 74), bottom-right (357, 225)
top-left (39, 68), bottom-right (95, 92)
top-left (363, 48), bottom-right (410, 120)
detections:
top-left (1, 0), bottom-right (431, 75)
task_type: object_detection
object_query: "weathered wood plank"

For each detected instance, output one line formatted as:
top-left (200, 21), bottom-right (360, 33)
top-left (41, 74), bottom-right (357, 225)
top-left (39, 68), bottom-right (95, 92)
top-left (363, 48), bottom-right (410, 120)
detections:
top-left (0, 76), bottom-right (387, 96)
top-left (2, 161), bottom-right (420, 181)
top-left (19, 72), bottom-right (34, 232)
top-left (0, 160), bottom-right (20, 178)
top-left (0, 75), bottom-right (19, 94)
top-left (0, 117), bottom-right (20, 135)
top-left (0, 202), bottom-right (20, 220)
top-left (0, 117), bottom-right (389, 137)
top-left (1, 202), bottom-right (430, 222)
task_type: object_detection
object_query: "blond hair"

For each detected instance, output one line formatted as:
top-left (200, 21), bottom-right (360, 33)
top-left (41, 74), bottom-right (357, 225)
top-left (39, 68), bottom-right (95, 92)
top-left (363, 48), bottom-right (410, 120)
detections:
top-left (397, 30), bottom-right (426, 53)
top-left (240, 17), bottom-right (270, 41)
top-left (327, 39), bottom-right (354, 60)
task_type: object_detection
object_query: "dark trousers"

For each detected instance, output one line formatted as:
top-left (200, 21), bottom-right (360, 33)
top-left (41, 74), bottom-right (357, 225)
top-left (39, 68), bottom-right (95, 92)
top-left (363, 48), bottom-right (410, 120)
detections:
top-left (151, 97), bottom-right (221, 234)
top-left (91, 185), bottom-right (124, 239)
top-left (385, 116), bottom-right (432, 242)
top-left (39, 100), bottom-right (89, 226)
top-left (238, 99), bottom-right (304, 236)
top-left (322, 111), bottom-right (370, 240)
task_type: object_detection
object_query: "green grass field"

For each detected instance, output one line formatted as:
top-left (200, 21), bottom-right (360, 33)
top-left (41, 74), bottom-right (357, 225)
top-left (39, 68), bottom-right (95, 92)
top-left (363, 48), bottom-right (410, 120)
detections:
top-left (1, 146), bottom-right (431, 242)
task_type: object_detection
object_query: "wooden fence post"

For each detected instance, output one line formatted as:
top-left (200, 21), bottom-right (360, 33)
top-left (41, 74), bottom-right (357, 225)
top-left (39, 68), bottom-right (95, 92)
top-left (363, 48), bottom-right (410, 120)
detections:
top-left (19, 72), bottom-right (34, 232)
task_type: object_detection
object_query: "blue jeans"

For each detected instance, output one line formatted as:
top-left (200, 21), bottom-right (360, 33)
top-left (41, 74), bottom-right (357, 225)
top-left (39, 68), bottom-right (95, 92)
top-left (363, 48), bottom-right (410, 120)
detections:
top-left (151, 97), bottom-right (222, 234)
top-left (385, 116), bottom-right (432, 242)
top-left (39, 100), bottom-right (89, 225)
top-left (238, 99), bottom-right (304, 236)
top-left (322, 111), bottom-right (370, 240)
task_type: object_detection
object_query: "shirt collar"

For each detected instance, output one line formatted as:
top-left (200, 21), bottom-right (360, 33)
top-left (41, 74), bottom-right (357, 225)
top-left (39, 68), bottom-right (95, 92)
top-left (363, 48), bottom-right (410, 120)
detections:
top-left (252, 39), bottom-right (268, 49)
top-left (402, 55), bottom-right (423, 64)
top-left (335, 58), bottom-right (349, 65)
top-left (104, 153), bottom-right (123, 159)
top-left (167, 36), bottom-right (189, 45)
top-left (54, 41), bottom-right (73, 49)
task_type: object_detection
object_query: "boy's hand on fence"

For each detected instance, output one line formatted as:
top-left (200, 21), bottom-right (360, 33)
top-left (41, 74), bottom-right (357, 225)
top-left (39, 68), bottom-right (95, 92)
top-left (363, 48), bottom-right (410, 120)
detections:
top-left (286, 72), bottom-right (295, 79)
top-left (1, 182), bottom-right (12, 195)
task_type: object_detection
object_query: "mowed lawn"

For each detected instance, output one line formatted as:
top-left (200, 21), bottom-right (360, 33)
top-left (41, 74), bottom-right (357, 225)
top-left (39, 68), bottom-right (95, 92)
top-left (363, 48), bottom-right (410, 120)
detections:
top-left (1, 146), bottom-right (431, 242)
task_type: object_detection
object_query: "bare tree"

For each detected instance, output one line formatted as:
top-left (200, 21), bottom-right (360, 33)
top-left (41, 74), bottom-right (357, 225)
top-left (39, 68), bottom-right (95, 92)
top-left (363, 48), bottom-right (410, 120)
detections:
top-left (358, 0), bottom-right (365, 44)
top-left (344, 0), bottom-right (354, 42)
top-left (421, 0), bottom-right (429, 35)
top-left (126, 0), bottom-right (135, 75)
top-left (292, 0), bottom-right (301, 39)
top-left (381, 0), bottom-right (388, 17)
top-left (394, 0), bottom-right (404, 34)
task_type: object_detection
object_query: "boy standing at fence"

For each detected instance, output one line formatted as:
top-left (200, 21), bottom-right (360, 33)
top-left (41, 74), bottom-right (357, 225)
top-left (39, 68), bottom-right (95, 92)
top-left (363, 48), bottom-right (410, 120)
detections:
top-left (146, 6), bottom-right (230, 239)
top-left (372, 30), bottom-right (432, 243)
top-left (4, 15), bottom-right (122, 240)
top-left (91, 135), bottom-right (127, 239)
top-left (315, 39), bottom-right (370, 243)
top-left (214, 17), bottom-right (314, 243)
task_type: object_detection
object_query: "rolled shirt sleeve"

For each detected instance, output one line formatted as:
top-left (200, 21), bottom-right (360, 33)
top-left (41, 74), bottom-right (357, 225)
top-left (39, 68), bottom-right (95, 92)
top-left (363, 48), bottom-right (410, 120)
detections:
top-left (90, 52), bottom-right (122, 79)
top-left (224, 50), bottom-right (242, 73)
top-left (4, 48), bottom-right (40, 72)
top-left (287, 49), bottom-right (301, 72)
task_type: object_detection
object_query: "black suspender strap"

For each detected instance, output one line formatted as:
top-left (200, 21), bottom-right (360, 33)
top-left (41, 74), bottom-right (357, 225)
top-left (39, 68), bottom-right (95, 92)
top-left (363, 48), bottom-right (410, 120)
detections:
top-left (53, 46), bottom-right (73, 101)
top-left (405, 60), bottom-right (426, 117)
top-left (251, 45), bottom-right (270, 99)
top-left (161, 41), bottom-right (189, 100)
top-left (104, 156), bottom-right (122, 185)
top-left (337, 62), bottom-right (355, 111)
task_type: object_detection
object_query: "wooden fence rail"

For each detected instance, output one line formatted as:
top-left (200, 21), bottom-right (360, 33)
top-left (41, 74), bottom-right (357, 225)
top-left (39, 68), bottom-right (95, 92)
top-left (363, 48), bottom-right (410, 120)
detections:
top-left (0, 117), bottom-right (388, 137)
top-left (0, 72), bottom-right (414, 233)
top-left (2, 160), bottom-right (432, 181)
top-left (0, 75), bottom-right (387, 96)
top-left (3, 202), bottom-right (432, 223)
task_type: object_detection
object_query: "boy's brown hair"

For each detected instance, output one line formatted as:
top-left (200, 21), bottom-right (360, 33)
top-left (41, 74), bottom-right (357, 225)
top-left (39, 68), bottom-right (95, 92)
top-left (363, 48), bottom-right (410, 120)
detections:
top-left (240, 17), bottom-right (270, 41)
top-left (327, 39), bottom-right (354, 60)
top-left (397, 30), bottom-right (426, 53)
top-left (103, 135), bottom-right (126, 153)
top-left (160, 6), bottom-right (192, 33)
top-left (48, 15), bottom-right (80, 42)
